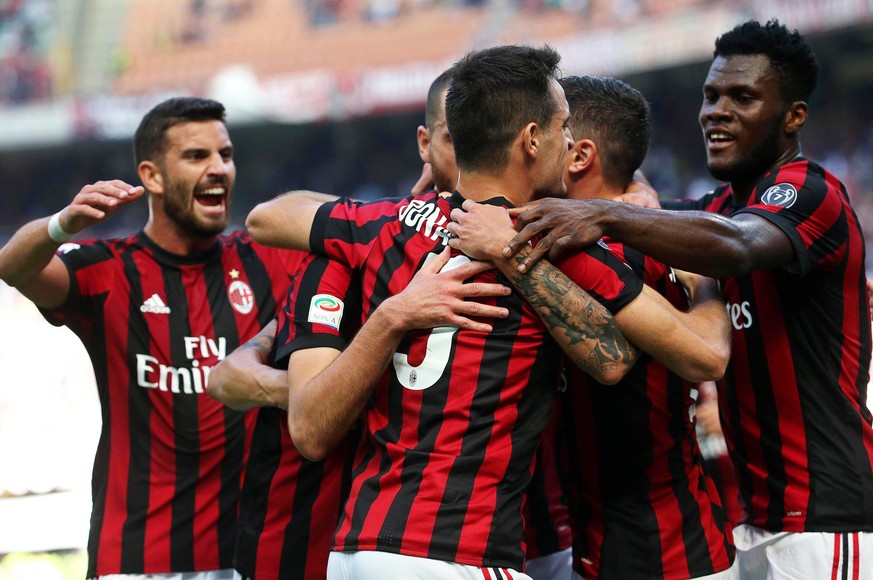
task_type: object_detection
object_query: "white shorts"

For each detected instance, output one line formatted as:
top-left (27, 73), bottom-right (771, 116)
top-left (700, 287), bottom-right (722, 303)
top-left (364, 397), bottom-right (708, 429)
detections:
top-left (526, 547), bottom-right (572, 580)
top-left (734, 523), bottom-right (873, 579)
top-left (569, 557), bottom-right (738, 579)
top-left (327, 550), bottom-right (532, 580)
top-left (97, 571), bottom-right (234, 580)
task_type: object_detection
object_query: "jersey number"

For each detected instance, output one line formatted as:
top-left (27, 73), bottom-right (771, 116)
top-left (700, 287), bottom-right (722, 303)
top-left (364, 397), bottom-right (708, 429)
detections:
top-left (392, 253), bottom-right (469, 391)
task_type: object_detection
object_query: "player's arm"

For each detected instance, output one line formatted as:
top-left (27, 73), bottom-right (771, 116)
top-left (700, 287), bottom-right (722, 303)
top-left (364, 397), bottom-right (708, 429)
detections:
top-left (613, 271), bottom-right (730, 382)
top-left (287, 248), bottom-right (511, 460)
top-left (0, 180), bottom-right (144, 308)
top-left (246, 190), bottom-right (339, 251)
top-left (447, 202), bottom-right (638, 384)
top-left (207, 320), bottom-right (288, 411)
top-left (504, 198), bottom-right (793, 278)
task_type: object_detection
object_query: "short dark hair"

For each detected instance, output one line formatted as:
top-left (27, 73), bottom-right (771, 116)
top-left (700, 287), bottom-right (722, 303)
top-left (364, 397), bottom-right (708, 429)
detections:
top-left (425, 68), bottom-right (454, 130)
top-left (560, 75), bottom-right (651, 188)
top-left (134, 97), bottom-right (227, 165)
top-left (714, 19), bottom-right (818, 103)
top-left (446, 45), bottom-right (561, 172)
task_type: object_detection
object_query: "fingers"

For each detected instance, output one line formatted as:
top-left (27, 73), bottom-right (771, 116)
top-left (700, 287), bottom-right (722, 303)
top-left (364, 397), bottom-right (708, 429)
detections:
top-left (422, 246), bottom-right (452, 273)
top-left (451, 259), bottom-right (493, 279)
top-left (516, 238), bottom-right (550, 273)
top-left (73, 181), bottom-right (144, 213)
top-left (459, 281), bottom-right (511, 299)
top-left (451, 317), bottom-right (494, 333)
top-left (456, 299), bottom-right (509, 319)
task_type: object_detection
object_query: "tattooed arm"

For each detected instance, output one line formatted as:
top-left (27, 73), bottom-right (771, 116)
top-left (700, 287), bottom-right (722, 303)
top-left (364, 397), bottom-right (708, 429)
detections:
top-left (449, 201), bottom-right (730, 383)
top-left (500, 244), bottom-right (639, 384)
top-left (207, 320), bottom-right (289, 411)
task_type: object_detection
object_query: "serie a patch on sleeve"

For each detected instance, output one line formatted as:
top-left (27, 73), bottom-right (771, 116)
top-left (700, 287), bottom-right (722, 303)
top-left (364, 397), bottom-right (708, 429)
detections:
top-left (308, 294), bottom-right (345, 330)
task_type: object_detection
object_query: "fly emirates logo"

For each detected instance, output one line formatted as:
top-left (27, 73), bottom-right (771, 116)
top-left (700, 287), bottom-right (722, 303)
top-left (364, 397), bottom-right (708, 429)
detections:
top-left (136, 336), bottom-right (226, 394)
top-left (726, 300), bottom-right (754, 330)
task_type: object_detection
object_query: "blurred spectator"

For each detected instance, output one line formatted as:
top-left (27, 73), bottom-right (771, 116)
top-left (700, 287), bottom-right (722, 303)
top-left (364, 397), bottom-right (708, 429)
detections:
top-left (0, 0), bottom-right (53, 104)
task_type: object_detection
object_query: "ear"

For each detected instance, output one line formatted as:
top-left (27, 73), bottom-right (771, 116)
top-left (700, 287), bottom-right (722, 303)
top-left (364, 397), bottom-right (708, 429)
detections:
top-left (522, 122), bottom-right (540, 159)
top-left (417, 126), bottom-right (431, 164)
top-left (784, 101), bottom-right (807, 136)
top-left (138, 160), bottom-right (164, 195)
top-left (567, 139), bottom-right (596, 176)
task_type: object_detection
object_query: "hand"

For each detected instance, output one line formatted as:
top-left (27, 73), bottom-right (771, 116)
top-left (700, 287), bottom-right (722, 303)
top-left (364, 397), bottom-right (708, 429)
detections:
top-left (60, 180), bottom-right (145, 234)
top-left (503, 198), bottom-right (611, 272)
top-left (381, 246), bottom-right (511, 333)
top-left (445, 199), bottom-right (515, 262)
top-left (615, 179), bottom-right (661, 208)
top-left (410, 163), bottom-right (434, 195)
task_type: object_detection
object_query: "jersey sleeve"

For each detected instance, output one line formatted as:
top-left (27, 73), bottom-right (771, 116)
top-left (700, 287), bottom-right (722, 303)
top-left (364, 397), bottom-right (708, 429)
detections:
top-left (734, 160), bottom-right (849, 276)
top-left (553, 239), bottom-right (644, 314)
top-left (38, 239), bottom-right (115, 328)
top-left (272, 254), bottom-right (362, 368)
top-left (309, 197), bottom-right (401, 270)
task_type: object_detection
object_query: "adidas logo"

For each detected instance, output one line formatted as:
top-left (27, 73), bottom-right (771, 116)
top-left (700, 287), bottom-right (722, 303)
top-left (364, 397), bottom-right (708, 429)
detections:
top-left (140, 293), bottom-right (171, 314)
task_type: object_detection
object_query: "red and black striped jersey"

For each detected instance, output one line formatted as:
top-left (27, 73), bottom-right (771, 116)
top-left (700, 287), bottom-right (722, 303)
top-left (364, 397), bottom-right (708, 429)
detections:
top-left (310, 191), bottom-right (643, 570)
top-left (41, 230), bottom-right (301, 577)
top-left (522, 396), bottom-right (573, 562)
top-left (234, 253), bottom-right (361, 580)
top-left (690, 158), bottom-right (873, 532)
top-left (561, 242), bottom-right (735, 579)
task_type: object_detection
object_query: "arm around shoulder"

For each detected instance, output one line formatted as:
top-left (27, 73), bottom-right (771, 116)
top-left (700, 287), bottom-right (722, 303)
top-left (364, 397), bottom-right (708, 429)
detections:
top-left (615, 278), bottom-right (730, 383)
top-left (246, 190), bottom-right (340, 251)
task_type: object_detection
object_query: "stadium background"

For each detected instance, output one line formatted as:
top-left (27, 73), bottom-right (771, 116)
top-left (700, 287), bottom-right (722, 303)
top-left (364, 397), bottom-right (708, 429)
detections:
top-left (0, 0), bottom-right (870, 577)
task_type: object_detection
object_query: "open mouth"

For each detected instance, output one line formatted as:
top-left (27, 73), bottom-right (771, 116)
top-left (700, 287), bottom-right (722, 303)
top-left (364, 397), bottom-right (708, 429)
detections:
top-left (706, 130), bottom-right (735, 149)
top-left (195, 186), bottom-right (226, 208)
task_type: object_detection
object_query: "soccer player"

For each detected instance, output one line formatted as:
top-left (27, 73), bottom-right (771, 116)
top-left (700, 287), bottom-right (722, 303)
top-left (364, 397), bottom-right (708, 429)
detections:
top-left (205, 70), bottom-right (511, 580)
top-left (557, 75), bottom-right (736, 579)
top-left (206, 255), bottom-right (363, 580)
top-left (0, 97), bottom-right (302, 579)
top-left (502, 21), bottom-right (873, 578)
top-left (411, 67), bottom-right (459, 195)
top-left (247, 45), bottom-right (730, 578)
top-left (445, 74), bottom-right (737, 580)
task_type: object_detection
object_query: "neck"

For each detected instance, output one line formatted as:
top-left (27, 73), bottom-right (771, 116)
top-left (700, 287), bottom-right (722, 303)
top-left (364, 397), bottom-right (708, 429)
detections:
top-left (456, 169), bottom-right (530, 207)
top-left (731, 142), bottom-right (803, 203)
top-left (566, 172), bottom-right (623, 201)
top-left (144, 215), bottom-right (217, 256)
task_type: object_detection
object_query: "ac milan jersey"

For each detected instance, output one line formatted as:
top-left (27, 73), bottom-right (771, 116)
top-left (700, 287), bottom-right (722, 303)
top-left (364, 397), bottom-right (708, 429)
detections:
top-left (234, 252), bottom-right (362, 580)
top-left (41, 231), bottom-right (300, 577)
top-left (690, 158), bottom-right (873, 532)
top-left (523, 396), bottom-right (572, 562)
top-left (561, 242), bottom-right (734, 579)
top-left (310, 191), bottom-right (643, 570)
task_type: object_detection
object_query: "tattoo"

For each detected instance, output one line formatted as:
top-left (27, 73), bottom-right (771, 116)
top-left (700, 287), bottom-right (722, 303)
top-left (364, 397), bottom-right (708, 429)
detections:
top-left (241, 325), bottom-right (276, 357)
top-left (508, 248), bottom-right (637, 375)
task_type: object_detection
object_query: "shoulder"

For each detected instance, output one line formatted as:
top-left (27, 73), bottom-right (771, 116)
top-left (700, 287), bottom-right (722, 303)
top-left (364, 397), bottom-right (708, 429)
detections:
top-left (56, 233), bottom-right (143, 264)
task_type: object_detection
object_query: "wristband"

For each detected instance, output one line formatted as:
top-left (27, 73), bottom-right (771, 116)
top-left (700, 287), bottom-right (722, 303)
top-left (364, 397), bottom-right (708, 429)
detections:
top-left (47, 212), bottom-right (74, 243)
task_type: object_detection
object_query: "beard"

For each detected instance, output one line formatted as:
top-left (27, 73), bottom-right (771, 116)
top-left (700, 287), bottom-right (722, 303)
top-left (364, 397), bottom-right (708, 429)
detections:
top-left (707, 118), bottom-right (784, 184)
top-left (162, 179), bottom-right (228, 237)
top-left (431, 163), bottom-right (458, 194)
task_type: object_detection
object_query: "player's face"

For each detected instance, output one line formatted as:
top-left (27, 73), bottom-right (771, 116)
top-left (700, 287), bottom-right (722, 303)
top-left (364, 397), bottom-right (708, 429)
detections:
top-left (158, 120), bottom-right (236, 237)
top-left (428, 92), bottom-right (459, 193)
top-left (536, 79), bottom-right (574, 199)
top-left (699, 54), bottom-right (790, 184)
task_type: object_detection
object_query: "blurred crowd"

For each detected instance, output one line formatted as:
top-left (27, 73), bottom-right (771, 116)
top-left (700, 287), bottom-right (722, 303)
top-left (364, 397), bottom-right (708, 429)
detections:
top-left (0, 0), bottom-right (53, 104)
